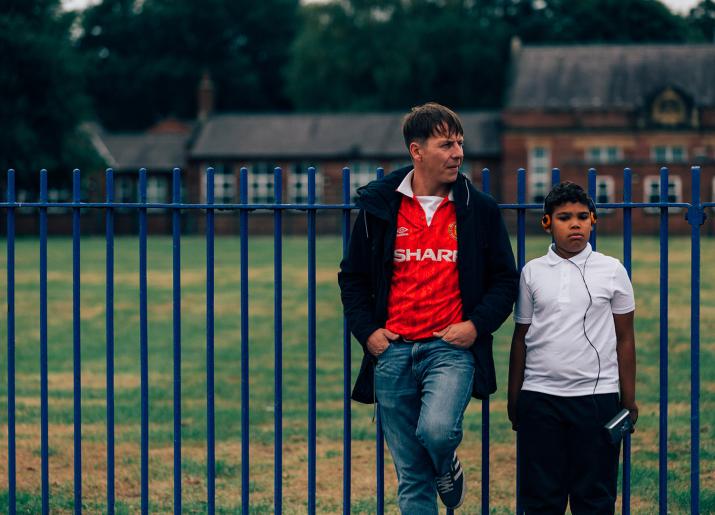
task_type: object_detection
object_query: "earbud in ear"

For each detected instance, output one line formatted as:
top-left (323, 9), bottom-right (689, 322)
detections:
top-left (541, 214), bottom-right (551, 230)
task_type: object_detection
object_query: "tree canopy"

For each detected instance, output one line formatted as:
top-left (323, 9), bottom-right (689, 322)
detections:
top-left (0, 0), bottom-right (101, 185)
top-left (77, 0), bottom-right (299, 130)
top-left (287, 0), bottom-right (689, 112)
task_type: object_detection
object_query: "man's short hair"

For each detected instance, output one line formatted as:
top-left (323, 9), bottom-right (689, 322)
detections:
top-left (402, 102), bottom-right (463, 149)
top-left (543, 182), bottom-right (596, 216)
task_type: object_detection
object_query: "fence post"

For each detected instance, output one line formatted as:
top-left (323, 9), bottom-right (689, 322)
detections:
top-left (40, 170), bottom-right (49, 515)
top-left (515, 168), bottom-right (526, 515)
top-left (6, 169), bottom-right (16, 515)
top-left (307, 166), bottom-right (317, 515)
top-left (239, 167), bottom-right (250, 514)
top-left (72, 169), bottom-right (83, 515)
top-left (622, 168), bottom-right (633, 515)
top-left (687, 166), bottom-right (702, 515)
top-left (375, 167), bottom-right (385, 515)
top-left (172, 167), bottom-right (182, 514)
top-left (274, 167), bottom-right (284, 514)
top-left (658, 166), bottom-right (670, 515)
top-left (206, 167), bottom-right (216, 515)
top-left (138, 168), bottom-right (149, 515)
top-left (481, 168), bottom-right (491, 515)
top-left (105, 169), bottom-right (116, 515)
top-left (341, 167), bottom-right (352, 515)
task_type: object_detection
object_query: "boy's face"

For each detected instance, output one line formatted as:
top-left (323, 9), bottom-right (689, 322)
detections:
top-left (547, 201), bottom-right (593, 258)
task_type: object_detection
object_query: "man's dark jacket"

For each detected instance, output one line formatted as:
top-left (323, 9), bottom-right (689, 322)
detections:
top-left (338, 166), bottom-right (519, 404)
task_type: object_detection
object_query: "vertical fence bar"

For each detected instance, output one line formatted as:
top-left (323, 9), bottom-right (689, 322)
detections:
top-left (6, 169), bottom-right (16, 515)
top-left (551, 167), bottom-right (560, 187)
top-left (274, 167), bottom-right (284, 514)
top-left (172, 168), bottom-right (182, 514)
top-left (622, 169), bottom-right (633, 514)
top-left (515, 169), bottom-right (526, 515)
top-left (138, 169), bottom-right (149, 515)
top-left (481, 168), bottom-right (491, 515)
top-left (105, 169), bottom-right (116, 515)
top-left (240, 167), bottom-right (250, 514)
top-left (308, 167), bottom-right (317, 514)
top-left (39, 170), bottom-right (49, 515)
top-left (588, 169), bottom-right (597, 250)
top-left (341, 167), bottom-right (352, 515)
top-left (658, 166), bottom-right (669, 515)
top-left (689, 166), bottom-right (701, 515)
top-left (72, 169), bottom-right (82, 514)
top-left (206, 167), bottom-right (216, 515)
top-left (375, 167), bottom-right (384, 515)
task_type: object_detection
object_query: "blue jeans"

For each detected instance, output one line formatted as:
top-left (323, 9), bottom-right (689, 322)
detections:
top-left (375, 338), bottom-right (475, 514)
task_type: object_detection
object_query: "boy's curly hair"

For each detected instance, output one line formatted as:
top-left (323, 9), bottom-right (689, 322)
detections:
top-left (543, 182), bottom-right (596, 216)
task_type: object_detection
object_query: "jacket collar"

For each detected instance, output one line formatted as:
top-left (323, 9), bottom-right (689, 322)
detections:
top-left (545, 242), bottom-right (593, 267)
top-left (357, 165), bottom-right (470, 220)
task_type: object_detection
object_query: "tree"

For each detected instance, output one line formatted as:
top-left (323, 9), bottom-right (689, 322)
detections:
top-left (687, 0), bottom-right (715, 42)
top-left (287, 0), bottom-right (689, 112)
top-left (78, 0), bottom-right (299, 130)
top-left (0, 0), bottom-right (102, 188)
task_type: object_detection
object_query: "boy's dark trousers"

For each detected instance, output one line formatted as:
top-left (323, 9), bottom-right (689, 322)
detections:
top-left (517, 390), bottom-right (621, 515)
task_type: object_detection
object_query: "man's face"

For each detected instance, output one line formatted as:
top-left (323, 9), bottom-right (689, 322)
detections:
top-left (548, 202), bottom-right (593, 258)
top-left (411, 128), bottom-right (464, 185)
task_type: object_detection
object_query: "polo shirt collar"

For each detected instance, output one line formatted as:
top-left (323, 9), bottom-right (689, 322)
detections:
top-left (396, 169), bottom-right (454, 201)
top-left (546, 242), bottom-right (593, 267)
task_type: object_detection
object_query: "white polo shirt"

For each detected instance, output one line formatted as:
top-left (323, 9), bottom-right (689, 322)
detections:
top-left (514, 243), bottom-right (635, 396)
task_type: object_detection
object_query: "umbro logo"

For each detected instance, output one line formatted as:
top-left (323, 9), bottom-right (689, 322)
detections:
top-left (396, 226), bottom-right (409, 237)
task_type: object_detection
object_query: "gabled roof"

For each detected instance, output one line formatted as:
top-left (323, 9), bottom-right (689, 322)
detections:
top-left (507, 44), bottom-right (715, 110)
top-left (190, 112), bottom-right (501, 160)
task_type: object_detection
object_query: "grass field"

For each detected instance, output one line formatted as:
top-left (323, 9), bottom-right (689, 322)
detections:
top-left (0, 234), bottom-right (713, 513)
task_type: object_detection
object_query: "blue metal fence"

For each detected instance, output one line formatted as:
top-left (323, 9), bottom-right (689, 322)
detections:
top-left (1, 165), bottom-right (708, 514)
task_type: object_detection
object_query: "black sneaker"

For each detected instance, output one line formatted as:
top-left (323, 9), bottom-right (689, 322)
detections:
top-left (435, 452), bottom-right (465, 509)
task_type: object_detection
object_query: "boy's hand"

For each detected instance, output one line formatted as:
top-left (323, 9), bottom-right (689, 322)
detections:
top-left (433, 320), bottom-right (477, 348)
top-left (507, 401), bottom-right (518, 431)
top-left (623, 402), bottom-right (639, 431)
top-left (367, 328), bottom-right (399, 357)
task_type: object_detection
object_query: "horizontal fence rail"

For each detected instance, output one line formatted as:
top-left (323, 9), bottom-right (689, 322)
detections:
top-left (0, 165), bottom-right (708, 514)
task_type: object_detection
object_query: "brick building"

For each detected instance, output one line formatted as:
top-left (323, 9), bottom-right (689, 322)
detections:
top-left (502, 41), bottom-right (715, 235)
top-left (79, 42), bottom-right (715, 235)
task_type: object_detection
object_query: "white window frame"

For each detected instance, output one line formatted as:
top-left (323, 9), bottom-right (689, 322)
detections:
top-left (594, 176), bottom-right (615, 214)
top-left (146, 175), bottom-right (169, 206)
top-left (586, 146), bottom-right (622, 164)
top-left (643, 175), bottom-right (683, 214)
top-left (47, 188), bottom-right (71, 214)
top-left (246, 162), bottom-right (277, 204)
top-left (528, 146), bottom-right (551, 203)
top-left (348, 162), bottom-right (382, 202)
top-left (652, 145), bottom-right (687, 164)
top-left (115, 175), bottom-right (135, 205)
top-left (288, 163), bottom-right (323, 204)
top-left (201, 164), bottom-right (236, 205)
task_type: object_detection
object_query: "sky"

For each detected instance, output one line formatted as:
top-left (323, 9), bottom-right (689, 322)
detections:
top-left (61, 0), bottom-right (702, 14)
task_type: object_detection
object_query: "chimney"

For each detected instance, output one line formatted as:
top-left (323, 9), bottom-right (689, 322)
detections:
top-left (510, 36), bottom-right (522, 57)
top-left (197, 70), bottom-right (215, 121)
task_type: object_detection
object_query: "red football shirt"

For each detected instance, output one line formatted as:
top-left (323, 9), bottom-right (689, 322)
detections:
top-left (386, 195), bottom-right (463, 340)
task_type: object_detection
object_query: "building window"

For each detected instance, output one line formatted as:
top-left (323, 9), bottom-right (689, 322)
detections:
top-left (586, 146), bottom-right (621, 164)
top-left (115, 175), bottom-right (135, 204)
top-left (348, 162), bottom-right (382, 202)
top-left (644, 175), bottom-right (683, 214)
top-left (652, 145), bottom-right (686, 164)
top-left (593, 176), bottom-right (615, 214)
top-left (288, 163), bottom-right (322, 204)
top-left (247, 162), bottom-right (277, 203)
top-left (201, 164), bottom-right (235, 204)
top-left (146, 176), bottom-right (169, 205)
top-left (528, 146), bottom-right (551, 203)
top-left (47, 188), bottom-right (71, 213)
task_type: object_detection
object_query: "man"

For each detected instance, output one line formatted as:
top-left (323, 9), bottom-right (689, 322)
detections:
top-left (338, 103), bottom-right (518, 513)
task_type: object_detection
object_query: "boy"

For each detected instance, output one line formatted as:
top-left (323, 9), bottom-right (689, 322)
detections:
top-left (507, 182), bottom-right (637, 514)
